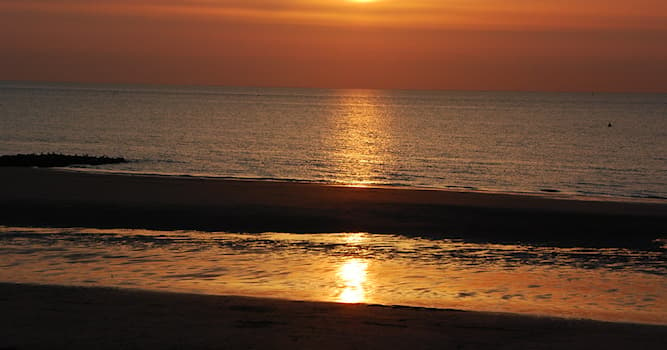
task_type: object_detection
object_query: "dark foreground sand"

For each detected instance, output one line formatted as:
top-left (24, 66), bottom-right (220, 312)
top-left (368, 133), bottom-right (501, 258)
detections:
top-left (1, 283), bottom-right (665, 350)
top-left (1, 167), bottom-right (665, 248)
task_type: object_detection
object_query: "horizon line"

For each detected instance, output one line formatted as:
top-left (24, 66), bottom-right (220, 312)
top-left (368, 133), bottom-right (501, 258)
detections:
top-left (2, 79), bottom-right (666, 95)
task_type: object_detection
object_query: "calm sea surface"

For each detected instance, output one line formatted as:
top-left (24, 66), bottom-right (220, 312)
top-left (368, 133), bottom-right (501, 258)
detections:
top-left (2, 81), bottom-right (666, 200)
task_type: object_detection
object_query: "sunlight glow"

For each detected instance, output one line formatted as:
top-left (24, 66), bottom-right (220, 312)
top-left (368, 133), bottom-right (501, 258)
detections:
top-left (337, 258), bottom-right (369, 303)
top-left (344, 232), bottom-right (367, 245)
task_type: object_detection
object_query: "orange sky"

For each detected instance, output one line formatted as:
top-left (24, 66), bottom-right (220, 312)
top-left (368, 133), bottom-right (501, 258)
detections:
top-left (1, 0), bottom-right (666, 92)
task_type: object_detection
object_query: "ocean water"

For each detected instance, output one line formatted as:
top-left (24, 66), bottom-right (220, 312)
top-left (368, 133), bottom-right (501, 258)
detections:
top-left (1, 81), bottom-right (666, 200)
top-left (1, 82), bottom-right (666, 324)
top-left (1, 226), bottom-right (665, 325)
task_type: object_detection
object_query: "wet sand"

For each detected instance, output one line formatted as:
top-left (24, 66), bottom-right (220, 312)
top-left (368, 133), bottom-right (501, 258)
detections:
top-left (1, 167), bottom-right (665, 248)
top-left (1, 283), bottom-right (665, 350)
top-left (1, 168), bottom-right (666, 347)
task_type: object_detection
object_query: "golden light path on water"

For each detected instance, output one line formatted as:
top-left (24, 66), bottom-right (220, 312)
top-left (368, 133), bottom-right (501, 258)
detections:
top-left (0, 226), bottom-right (666, 325)
top-left (337, 233), bottom-right (370, 303)
top-left (328, 90), bottom-right (394, 186)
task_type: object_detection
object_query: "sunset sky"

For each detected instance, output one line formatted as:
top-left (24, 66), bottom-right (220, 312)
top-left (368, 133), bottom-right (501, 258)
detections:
top-left (1, 0), bottom-right (666, 92)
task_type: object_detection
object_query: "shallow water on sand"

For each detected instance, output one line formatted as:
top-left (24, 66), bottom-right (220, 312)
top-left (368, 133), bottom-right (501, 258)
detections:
top-left (1, 226), bottom-right (665, 325)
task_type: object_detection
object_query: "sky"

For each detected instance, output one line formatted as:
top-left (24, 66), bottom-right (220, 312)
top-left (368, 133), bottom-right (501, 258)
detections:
top-left (1, 0), bottom-right (666, 92)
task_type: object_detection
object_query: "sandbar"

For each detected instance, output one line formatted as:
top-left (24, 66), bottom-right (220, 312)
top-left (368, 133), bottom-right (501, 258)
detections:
top-left (1, 167), bottom-right (665, 248)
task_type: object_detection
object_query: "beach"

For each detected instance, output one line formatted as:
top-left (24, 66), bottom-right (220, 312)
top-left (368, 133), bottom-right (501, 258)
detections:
top-left (1, 167), bottom-right (666, 248)
top-left (1, 282), bottom-right (666, 349)
top-left (1, 167), bottom-right (666, 348)
top-left (3, 0), bottom-right (667, 347)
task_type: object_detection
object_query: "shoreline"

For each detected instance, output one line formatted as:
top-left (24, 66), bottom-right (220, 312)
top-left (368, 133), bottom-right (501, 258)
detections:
top-left (2, 167), bottom-right (666, 248)
top-left (1, 282), bottom-right (665, 349)
top-left (58, 166), bottom-right (667, 204)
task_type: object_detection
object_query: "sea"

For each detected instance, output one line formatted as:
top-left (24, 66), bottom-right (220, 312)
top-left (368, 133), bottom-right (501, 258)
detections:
top-left (1, 81), bottom-right (666, 324)
top-left (1, 81), bottom-right (666, 199)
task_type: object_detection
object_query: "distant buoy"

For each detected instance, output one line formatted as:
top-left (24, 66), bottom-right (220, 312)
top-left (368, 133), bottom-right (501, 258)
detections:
top-left (608, 122), bottom-right (612, 127)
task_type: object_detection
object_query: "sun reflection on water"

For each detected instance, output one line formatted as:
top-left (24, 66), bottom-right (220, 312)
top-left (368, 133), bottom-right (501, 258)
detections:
top-left (343, 232), bottom-right (367, 244)
top-left (327, 90), bottom-right (393, 186)
top-left (335, 232), bottom-right (370, 303)
top-left (337, 258), bottom-right (369, 303)
top-left (2, 226), bottom-right (666, 324)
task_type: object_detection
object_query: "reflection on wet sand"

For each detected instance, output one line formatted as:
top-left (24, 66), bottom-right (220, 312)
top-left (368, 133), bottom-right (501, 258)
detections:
top-left (336, 232), bottom-right (370, 303)
top-left (337, 258), bottom-right (369, 303)
top-left (0, 226), bottom-right (666, 325)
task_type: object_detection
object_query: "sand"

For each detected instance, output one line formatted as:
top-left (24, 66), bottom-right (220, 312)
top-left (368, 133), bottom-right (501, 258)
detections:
top-left (1, 168), bottom-right (666, 347)
top-left (1, 167), bottom-right (665, 248)
top-left (1, 283), bottom-right (665, 349)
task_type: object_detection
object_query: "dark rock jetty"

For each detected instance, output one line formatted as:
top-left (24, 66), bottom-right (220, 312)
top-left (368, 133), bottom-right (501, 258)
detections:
top-left (0, 153), bottom-right (127, 167)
